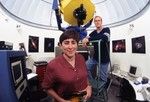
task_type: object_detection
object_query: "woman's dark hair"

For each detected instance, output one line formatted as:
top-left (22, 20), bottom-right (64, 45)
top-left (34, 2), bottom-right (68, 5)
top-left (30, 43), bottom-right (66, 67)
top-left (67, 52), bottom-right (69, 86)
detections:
top-left (59, 29), bottom-right (80, 44)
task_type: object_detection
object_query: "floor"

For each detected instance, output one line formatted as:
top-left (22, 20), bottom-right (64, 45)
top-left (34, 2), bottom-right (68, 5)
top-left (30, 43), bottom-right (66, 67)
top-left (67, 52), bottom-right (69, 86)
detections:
top-left (107, 84), bottom-right (121, 102)
top-left (28, 80), bottom-right (123, 102)
top-left (27, 73), bottom-right (128, 102)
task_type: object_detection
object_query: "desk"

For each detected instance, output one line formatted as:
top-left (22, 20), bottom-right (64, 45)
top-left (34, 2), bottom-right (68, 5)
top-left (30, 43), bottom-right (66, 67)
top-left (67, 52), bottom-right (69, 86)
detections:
top-left (129, 78), bottom-right (150, 101)
top-left (27, 73), bottom-right (38, 80)
top-left (112, 70), bottom-right (150, 101)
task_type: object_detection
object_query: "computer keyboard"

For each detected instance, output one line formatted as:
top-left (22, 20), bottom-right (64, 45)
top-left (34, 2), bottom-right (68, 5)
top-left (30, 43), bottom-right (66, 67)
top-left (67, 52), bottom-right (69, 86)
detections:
top-left (119, 70), bottom-right (137, 81)
top-left (120, 70), bottom-right (127, 77)
top-left (126, 75), bottom-right (137, 81)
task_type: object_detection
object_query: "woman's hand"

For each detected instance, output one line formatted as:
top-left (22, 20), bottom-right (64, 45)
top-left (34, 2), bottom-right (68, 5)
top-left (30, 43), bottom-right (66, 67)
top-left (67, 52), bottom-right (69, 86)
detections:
top-left (84, 85), bottom-right (92, 100)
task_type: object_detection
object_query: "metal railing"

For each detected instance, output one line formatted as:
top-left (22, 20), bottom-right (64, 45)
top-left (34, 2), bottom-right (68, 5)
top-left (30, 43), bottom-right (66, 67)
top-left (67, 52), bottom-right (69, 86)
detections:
top-left (90, 40), bottom-right (102, 77)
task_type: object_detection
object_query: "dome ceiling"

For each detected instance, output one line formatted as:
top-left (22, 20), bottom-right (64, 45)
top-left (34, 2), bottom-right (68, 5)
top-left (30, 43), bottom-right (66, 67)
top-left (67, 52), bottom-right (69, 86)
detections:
top-left (0, 0), bottom-right (149, 30)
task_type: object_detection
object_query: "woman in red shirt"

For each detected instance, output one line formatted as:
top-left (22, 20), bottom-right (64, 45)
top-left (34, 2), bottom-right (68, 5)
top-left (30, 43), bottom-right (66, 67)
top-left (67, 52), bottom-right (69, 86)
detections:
top-left (42, 29), bottom-right (92, 102)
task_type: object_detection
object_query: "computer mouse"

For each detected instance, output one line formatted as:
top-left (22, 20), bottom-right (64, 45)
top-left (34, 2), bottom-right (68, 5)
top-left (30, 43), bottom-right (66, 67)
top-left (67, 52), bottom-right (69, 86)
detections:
top-left (147, 87), bottom-right (150, 92)
top-left (134, 80), bottom-right (140, 85)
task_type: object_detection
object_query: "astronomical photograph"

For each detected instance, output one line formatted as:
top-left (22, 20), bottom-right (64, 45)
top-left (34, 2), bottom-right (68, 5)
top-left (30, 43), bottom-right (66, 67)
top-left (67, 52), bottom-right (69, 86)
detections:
top-left (112, 39), bottom-right (126, 53)
top-left (28, 36), bottom-right (39, 52)
top-left (132, 36), bottom-right (145, 54)
top-left (44, 38), bottom-right (55, 52)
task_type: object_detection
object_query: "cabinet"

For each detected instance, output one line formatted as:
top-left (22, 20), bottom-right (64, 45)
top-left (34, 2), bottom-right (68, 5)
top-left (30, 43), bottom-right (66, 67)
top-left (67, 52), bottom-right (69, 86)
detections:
top-left (34, 61), bottom-right (47, 89)
top-left (0, 50), bottom-right (28, 102)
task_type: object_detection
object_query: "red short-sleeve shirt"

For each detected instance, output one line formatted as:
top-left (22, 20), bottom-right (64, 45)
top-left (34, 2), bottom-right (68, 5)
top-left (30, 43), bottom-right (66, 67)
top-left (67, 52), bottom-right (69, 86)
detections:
top-left (42, 53), bottom-right (88, 98)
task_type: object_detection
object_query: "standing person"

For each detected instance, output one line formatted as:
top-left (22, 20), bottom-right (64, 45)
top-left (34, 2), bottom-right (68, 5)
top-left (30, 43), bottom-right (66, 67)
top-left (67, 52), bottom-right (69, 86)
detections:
top-left (82, 16), bottom-right (110, 89)
top-left (42, 29), bottom-right (92, 102)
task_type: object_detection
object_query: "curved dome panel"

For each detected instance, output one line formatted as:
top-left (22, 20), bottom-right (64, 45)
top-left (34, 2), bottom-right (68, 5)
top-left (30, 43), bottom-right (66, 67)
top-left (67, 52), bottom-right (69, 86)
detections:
top-left (0, 0), bottom-right (149, 30)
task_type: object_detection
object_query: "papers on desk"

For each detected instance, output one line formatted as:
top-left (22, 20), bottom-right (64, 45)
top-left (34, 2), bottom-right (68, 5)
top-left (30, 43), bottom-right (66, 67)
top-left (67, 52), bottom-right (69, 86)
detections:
top-left (141, 86), bottom-right (150, 101)
top-left (112, 70), bottom-right (136, 81)
top-left (112, 70), bottom-right (128, 78)
top-left (27, 73), bottom-right (37, 80)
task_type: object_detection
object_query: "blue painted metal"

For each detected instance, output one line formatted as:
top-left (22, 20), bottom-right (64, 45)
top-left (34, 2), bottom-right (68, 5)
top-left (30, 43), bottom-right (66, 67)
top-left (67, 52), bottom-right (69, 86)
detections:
top-left (0, 50), bottom-right (26, 102)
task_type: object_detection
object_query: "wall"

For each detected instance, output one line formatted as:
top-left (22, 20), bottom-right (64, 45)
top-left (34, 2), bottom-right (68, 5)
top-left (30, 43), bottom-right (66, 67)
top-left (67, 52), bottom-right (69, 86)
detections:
top-left (110, 8), bottom-right (150, 78)
top-left (0, 8), bottom-right (150, 78)
top-left (0, 9), bottom-right (62, 69)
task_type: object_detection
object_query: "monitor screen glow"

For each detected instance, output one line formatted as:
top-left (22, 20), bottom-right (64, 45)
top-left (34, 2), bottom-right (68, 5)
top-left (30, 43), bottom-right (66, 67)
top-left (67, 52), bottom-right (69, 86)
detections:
top-left (11, 61), bottom-right (23, 85)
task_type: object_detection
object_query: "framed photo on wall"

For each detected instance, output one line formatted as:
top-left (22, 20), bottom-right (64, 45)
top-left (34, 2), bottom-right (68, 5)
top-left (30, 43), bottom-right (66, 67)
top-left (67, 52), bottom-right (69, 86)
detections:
top-left (132, 36), bottom-right (145, 54)
top-left (19, 43), bottom-right (27, 55)
top-left (28, 36), bottom-right (39, 52)
top-left (112, 39), bottom-right (126, 52)
top-left (44, 38), bottom-right (55, 52)
top-left (19, 43), bottom-right (26, 51)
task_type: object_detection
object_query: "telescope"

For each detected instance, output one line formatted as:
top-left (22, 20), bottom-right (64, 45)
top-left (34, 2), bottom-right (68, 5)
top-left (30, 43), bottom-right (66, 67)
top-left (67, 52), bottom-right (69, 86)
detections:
top-left (52, 0), bottom-right (95, 28)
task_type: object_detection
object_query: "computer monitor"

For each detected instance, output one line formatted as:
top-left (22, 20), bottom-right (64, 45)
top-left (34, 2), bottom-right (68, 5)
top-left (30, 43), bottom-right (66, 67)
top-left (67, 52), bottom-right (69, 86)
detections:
top-left (128, 65), bottom-right (141, 78)
top-left (11, 60), bottom-right (24, 86)
top-left (0, 50), bottom-right (27, 102)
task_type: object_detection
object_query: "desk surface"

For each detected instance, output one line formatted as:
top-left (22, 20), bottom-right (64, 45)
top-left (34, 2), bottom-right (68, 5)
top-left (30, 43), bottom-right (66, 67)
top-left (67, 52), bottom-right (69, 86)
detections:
top-left (129, 78), bottom-right (150, 101)
top-left (112, 70), bottom-right (150, 101)
top-left (27, 73), bottom-right (38, 80)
